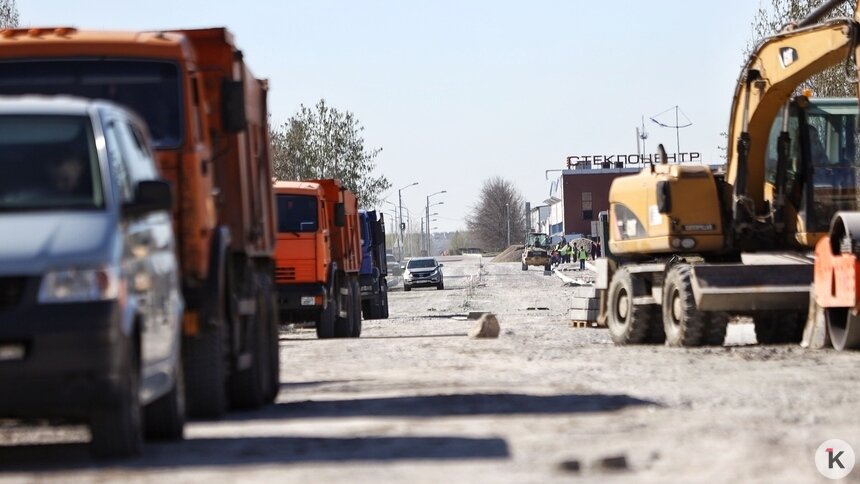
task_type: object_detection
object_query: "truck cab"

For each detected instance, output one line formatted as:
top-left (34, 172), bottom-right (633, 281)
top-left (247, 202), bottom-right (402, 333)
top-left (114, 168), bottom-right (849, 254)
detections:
top-left (358, 210), bottom-right (390, 319)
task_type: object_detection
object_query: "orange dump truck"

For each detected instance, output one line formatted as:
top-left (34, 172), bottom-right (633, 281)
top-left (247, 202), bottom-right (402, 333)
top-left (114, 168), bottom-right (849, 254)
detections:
top-left (0, 27), bottom-right (281, 417)
top-left (274, 179), bottom-right (363, 338)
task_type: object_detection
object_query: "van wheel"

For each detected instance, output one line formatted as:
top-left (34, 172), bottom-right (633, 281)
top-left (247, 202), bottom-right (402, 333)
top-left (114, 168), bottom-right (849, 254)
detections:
top-left (606, 268), bottom-right (656, 345)
top-left (144, 355), bottom-right (185, 441)
top-left (662, 264), bottom-right (706, 347)
top-left (184, 323), bottom-right (228, 418)
top-left (91, 339), bottom-right (143, 458)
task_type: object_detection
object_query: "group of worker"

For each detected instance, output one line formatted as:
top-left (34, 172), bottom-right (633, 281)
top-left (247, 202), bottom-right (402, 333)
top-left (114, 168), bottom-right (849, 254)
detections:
top-left (550, 238), bottom-right (600, 270)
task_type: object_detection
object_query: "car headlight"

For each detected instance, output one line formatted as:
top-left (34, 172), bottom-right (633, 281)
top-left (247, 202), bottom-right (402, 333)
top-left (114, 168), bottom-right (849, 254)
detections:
top-left (38, 266), bottom-right (121, 303)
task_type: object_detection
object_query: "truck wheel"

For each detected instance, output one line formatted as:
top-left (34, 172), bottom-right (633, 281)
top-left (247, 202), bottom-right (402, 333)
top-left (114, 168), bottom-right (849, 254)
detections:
top-left (703, 312), bottom-right (729, 346)
top-left (662, 264), bottom-right (706, 347)
top-left (362, 299), bottom-right (372, 320)
top-left (316, 296), bottom-right (336, 339)
top-left (826, 308), bottom-right (860, 351)
top-left (184, 323), bottom-right (228, 418)
top-left (334, 280), bottom-right (353, 338)
top-left (91, 339), bottom-right (143, 458)
top-left (350, 279), bottom-right (362, 338)
top-left (144, 355), bottom-right (186, 441)
top-left (521, 262), bottom-right (528, 271)
top-left (256, 275), bottom-right (280, 404)
top-left (606, 268), bottom-right (657, 344)
top-left (379, 281), bottom-right (389, 319)
top-left (754, 311), bottom-right (804, 344)
top-left (228, 283), bottom-right (273, 409)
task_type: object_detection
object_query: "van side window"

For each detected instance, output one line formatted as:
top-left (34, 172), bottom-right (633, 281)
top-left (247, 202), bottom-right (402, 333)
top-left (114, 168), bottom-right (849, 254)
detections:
top-left (103, 121), bottom-right (134, 202)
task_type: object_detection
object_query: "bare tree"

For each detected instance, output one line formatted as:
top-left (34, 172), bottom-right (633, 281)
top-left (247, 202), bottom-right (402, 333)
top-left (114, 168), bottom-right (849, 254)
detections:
top-left (746, 0), bottom-right (854, 97)
top-left (466, 177), bottom-right (527, 251)
top-left (271, 99), bottom-right (390, 208)
top-left (0, 0), bottom-right (18, 28)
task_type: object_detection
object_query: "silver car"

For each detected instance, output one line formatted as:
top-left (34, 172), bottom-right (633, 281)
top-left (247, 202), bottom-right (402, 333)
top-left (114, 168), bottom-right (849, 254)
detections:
top-left (0, 97), bottom-right (184, 458)
top-left (403, 257), bottom-right (444, 291)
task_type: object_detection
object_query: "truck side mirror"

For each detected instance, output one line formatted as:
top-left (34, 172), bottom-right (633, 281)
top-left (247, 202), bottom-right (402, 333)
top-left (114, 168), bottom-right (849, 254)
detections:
top-left (334, 202), bottom-right (346, 227)
top-left (656, 180), bottom-right (672, 213)
top-left (221, 79), bottom-right (247, 133)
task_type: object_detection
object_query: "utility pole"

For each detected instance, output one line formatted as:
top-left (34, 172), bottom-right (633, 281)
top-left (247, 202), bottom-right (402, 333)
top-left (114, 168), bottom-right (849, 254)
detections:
top-left (398, 182), bottom-right (418, 261)
top-left (426, 190), bottom-right (446, 256)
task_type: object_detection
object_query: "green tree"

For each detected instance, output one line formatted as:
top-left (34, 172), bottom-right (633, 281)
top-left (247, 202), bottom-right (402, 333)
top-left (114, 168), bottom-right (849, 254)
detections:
top-left (0, 0), bottom-right (18, 28)
top-left (747, 0), bottom-right (854, 97)
top-left (271, 99), bottom-right (390, 208)
top-left (466, 177), bottom-right (527, 251)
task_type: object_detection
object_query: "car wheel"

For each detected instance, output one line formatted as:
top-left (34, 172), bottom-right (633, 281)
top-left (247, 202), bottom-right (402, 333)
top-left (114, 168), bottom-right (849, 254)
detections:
top-left (144, 353), bottom-right (185, 441)
top-left (91, 338), bottom-right (143, 458)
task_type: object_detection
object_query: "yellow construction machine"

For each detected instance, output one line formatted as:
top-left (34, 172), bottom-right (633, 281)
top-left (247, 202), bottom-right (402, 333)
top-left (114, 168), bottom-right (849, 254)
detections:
top-left (598, 0), bottom-right (860, 349)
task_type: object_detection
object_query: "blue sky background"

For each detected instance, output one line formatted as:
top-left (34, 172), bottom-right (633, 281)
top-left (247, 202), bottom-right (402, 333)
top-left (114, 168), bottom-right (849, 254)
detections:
top-left (20, 0), bottom-right (763, 231)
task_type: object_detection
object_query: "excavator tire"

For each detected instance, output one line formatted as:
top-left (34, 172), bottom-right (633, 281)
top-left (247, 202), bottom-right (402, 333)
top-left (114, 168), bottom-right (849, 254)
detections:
top-left (754, 311), bottom-right (805, 344)
top-left (703, 312), bottom-right (730, 346)
top-left (606, 268), bottom-right (656, 345)
top-left (662, 264), bottom-right (706, 347)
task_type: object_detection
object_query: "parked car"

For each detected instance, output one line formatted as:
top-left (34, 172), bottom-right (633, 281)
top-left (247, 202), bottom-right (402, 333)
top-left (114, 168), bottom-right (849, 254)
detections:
top-left (403, 257), bottom-right (444, 291)
top-left (0, 96), bottom-right (185, 458)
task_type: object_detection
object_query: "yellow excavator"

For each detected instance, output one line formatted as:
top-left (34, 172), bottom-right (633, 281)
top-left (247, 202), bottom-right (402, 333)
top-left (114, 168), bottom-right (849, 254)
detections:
top-left (598, 0), bottom-right (860, 349)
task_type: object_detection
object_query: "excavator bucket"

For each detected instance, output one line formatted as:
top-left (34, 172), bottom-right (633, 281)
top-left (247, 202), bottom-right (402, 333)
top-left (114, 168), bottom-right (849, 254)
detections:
top-left (690, 262), bottom-right (813, 311)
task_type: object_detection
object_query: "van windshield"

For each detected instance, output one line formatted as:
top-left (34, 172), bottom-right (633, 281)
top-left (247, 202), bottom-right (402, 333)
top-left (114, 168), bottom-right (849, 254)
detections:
top-left (0, 115), bottom-right (104, 211)
top-left (0, 60), bottom-right (183, 149)
top-left (277, 195), bottom-right (318, 232)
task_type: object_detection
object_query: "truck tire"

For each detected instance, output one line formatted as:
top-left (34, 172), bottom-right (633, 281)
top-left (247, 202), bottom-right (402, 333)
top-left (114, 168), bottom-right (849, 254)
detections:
top-left (703, 312), bottom-right (730, 346)
top-left (184, 323), bottom-right (228, 419)
top-left (754, 311), bottom-right (804, 344)
top-left (522, 262), bottom-right (528, 271)
top-left (662, 264), bottom-right (706, 347)
top-left (379, 280), bottom-right (389, 319)
top-left (350, 279), bottom-right (362, 338)
top-left (144, 355), bottom-right (185, 441)
top-left (317, 303), bottom-right (336, 339)
top-left (228, 284), bottom-right (272, 409)
top-left (606, 268), bottom-right (657, 344)
top-left (362, 299), bottom-right (372, 320)
top-left (91, 339), bottom-right (143, 458)
top-left (334, 279), bottom-right (352, 338)
top-left (264, 282), bottom-right (281, 404)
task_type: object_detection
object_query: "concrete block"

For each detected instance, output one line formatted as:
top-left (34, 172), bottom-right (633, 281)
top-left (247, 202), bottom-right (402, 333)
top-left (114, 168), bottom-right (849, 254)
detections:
top-left (572, 286), bottom-right (598, 299)
top-left (569, 308), bottom-right (599, 321)
top-left (570, 297), bottom-right (600, 310)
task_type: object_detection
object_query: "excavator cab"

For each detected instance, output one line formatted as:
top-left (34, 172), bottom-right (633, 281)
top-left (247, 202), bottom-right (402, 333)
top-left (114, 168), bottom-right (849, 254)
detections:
top-left (764, 97), bottom-right (860, 246)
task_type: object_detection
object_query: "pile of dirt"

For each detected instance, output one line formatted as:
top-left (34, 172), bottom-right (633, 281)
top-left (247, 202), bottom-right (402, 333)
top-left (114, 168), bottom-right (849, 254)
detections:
top-left (491, 245), bottom-right (524, 263)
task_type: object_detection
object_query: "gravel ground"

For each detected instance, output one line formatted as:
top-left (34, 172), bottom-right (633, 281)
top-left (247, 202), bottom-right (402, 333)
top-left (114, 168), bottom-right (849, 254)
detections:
top-left (1, 255), bottom-right (858, 483)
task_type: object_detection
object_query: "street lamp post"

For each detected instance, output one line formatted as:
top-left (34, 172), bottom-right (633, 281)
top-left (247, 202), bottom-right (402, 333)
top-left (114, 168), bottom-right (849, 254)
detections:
top-left (425, 190), bottom-right (446, 256)
top-left (506, 203), bottom-right (511, 247)
top-left (398, 182), bottom-right (418, 260)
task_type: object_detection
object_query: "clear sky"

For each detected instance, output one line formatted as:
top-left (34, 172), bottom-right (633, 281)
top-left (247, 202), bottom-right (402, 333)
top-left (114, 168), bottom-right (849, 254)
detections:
top-left (19, 0), bottom-right (762, 232)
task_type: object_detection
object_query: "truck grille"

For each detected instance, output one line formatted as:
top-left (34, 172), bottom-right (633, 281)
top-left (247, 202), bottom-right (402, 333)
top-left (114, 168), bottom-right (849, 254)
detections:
top-left (0, 277), bottom-right (26, 311)
top-left (276, 267), bottom-right (296, 282)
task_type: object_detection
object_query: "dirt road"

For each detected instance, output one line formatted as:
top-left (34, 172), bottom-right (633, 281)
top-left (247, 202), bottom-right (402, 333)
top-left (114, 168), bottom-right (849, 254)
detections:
top-left (1, 255), bottom-right (858, 482)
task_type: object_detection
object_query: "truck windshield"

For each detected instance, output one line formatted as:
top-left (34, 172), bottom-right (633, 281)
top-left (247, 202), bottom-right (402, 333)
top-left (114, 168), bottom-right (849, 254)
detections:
top-left (0, 60), bottom-right (183, 149)
top-left (277, 195), bottom-right (318, 232)
top-left (0, 115), bottom-right (103, 211)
